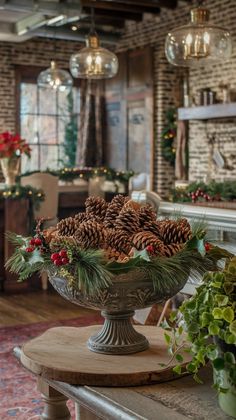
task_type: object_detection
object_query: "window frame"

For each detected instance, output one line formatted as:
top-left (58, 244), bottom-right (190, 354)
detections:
top-left (16, 65), bottom-right (80, 171)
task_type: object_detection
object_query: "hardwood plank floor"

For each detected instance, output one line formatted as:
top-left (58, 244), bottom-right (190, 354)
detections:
top-left (0, 291), bottom-right (97, 327)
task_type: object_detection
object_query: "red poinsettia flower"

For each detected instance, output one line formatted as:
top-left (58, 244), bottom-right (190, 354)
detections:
top-left (0, 132), bottom-right (31, 159)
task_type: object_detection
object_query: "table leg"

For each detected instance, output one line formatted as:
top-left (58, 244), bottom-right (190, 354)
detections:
top-left (75, 403), bottom-right (101, 420)
top-left (37, 378), bottom-right (71, 420)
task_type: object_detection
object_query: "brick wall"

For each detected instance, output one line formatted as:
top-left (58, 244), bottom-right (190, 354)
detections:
top-left (0, 38), bottom-right (80, 133)
top-left (117, 0), bottom-right (236, 196)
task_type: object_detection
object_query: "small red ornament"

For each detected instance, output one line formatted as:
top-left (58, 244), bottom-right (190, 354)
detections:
top-left (34, 237), bottom-right (42, 246)
top-left (204, 242), bottom-right (211, 252)
top-left (146, 245), bottom-right (154, 253)
top-left (29, 238), bottom-right (35, 246)
top-left (26, 246), bottom-right (34, 253)
top-left (61, 257), bottom-right (69, 265)
top-left (51, 253), bottom-right (59, 261)
top-left (54, 259), bottom-right (63, 266)
top-left (59, 249), bottom-right (67, 258)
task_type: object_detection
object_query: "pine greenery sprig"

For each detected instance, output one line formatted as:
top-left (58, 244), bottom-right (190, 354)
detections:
top-left (60, 248), bottom-right (113, 295)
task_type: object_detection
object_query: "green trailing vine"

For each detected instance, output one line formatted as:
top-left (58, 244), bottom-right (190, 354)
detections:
top-left (161, 108), bottom-right (177, 167)
top-left (161, 254), bottom-right (236, 391)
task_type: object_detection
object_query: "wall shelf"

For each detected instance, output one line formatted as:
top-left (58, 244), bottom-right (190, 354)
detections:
top-left (178, 103), bottom-right (236, 121)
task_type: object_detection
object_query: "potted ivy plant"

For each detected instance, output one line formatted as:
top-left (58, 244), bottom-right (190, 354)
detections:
top-left (164, 255), bottom-right (236, 418)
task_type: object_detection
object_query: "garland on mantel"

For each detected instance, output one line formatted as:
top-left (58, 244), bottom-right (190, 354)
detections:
top-left (19, 167), bottom-right (135, 184)
top-left (171, 180), bottom-right (236, 203)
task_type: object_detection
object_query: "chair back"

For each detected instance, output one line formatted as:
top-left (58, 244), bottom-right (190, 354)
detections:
top-left (21, 172), bottom-right (59, 219)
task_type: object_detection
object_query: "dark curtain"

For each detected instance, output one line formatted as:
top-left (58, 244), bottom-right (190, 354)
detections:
top-left (76, 79), bottom-right (106, 167)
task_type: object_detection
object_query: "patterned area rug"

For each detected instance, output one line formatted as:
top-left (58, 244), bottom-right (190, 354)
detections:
top-left (0, 314), bottom-right (102, 420)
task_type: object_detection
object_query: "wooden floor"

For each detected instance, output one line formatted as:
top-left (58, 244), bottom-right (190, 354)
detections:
top-left (0, 291), bottom-right (96, 327)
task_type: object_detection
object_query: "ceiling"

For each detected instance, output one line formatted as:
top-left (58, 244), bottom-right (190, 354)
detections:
top-left (0, 0), bottom-right (191, 45)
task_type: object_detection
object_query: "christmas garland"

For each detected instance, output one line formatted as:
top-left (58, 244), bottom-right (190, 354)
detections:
top-left (161, 108), bottom-right (177, 167)
top-left (19, 167), bottom-right (135, 184)
top-left (0, 184), bottom-right (44, 210)
top-left (6, 195), bottom-right (229, 296)
top-left (171, 180), bottom-right (236, 203)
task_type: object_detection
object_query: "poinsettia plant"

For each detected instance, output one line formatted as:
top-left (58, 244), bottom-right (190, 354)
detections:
top-left (0, 131), bottom-right (31, 159)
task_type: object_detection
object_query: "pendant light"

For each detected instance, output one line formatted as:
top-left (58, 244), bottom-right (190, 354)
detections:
top-left (70, 9), bottom-right (118, 79)
top-left (38, 60), bottom-right (73, 92)
top-left (38, 32), bottom-right (73, 92)
top-left (165, 2), bottom-right (232, 67)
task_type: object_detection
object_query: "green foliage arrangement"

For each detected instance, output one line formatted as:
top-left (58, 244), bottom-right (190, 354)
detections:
top-left (161, 108), bottom-right (177, 167)
top-left (171, 180), bottom-right (236, 203)
top-left (162, 255), bottom-right (236, 392)
top-left (6, 226), bottom-right (229, 297)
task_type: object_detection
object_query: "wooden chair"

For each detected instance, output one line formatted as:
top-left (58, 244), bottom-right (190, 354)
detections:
top-left (21, 172), bottom-right (59, 290)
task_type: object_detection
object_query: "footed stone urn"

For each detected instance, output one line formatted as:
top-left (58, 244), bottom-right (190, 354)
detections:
top-left (1, 157), bottom-right (20, 186)
top-left (49, 269), bottom-right (188, 355)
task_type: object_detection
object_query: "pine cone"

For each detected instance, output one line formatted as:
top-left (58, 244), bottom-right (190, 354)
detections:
top-left (132, 231), bottom-right (165, 254)
top-left (57, 217), bottom-right (77, 236)
top-left (104, 247), bottom-right (127, 262)
top-left (49, 235), bottom-right (77, 252)
top-left (85, 196), bottom-right (108, 220)
top-left (139, 205), bottom-right (157, 228)
top-left (115, 207), bottom-right (139, 234)
top-left (124, 199), bottom-right (141, 212)
top-left (74, 212), bottom-right (91, 224)
top-left (42, 226), bottom-right (59, 244)
top-left (160, 220), bottom-right (191, 244)
top-left (163, 243), bottom-right (183, 257)
top-left (106, 229), bottom-right (132, 254)
top-left (104, 195), bottom-right (127, 228)
top-left (74, 220), bottom-right (105, 249)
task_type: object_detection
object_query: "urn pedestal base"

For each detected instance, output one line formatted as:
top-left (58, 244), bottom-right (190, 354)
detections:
top-left (87, 310), bottom-right (149, 355)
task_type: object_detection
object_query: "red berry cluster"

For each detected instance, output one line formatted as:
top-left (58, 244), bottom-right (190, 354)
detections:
top-left (204, 242), bottom-right (212, 252)
top-left (188, 188), bottom-right (211, 203)
top-left (146, 245), bottom-right (155, 254)
top-left (26, 236), bottom-right (42, 253)
top-left (51, 250), bottom-right (69, 266)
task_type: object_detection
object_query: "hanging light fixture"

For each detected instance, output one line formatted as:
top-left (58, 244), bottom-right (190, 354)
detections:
top-left (38, 60), bottom-right (73, 92)
top-left (165, 2), bottom-right (232, 67)
top-left (70, 9), bottom-right (118, 79)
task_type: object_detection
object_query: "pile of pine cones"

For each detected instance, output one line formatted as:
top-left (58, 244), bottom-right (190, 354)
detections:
top-left (44, 195), bottom-right (192, 262)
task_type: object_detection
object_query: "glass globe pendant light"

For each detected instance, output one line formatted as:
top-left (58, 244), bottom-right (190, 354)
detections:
top-left (70, 9), bottom-right (118, 79)
top-left (38, 60), bottom-right (73, 92)
top-left (165, 3), bottom-right (232, 67)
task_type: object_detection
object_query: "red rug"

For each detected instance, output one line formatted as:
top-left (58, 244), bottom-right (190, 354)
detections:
top-left (0, 314), bottom-right (102, 420)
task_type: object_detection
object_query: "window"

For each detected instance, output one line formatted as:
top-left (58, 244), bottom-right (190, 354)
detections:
top-left (18, 67), bottom-right (80, 172)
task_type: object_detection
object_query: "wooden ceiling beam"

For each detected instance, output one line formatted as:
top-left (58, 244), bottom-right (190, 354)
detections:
top-left (90, 0), bottom-right (178, 10)
top-left (82, 0), bottom-right (161, 15)
top-left (82, 7), bottom-right (143, 21)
